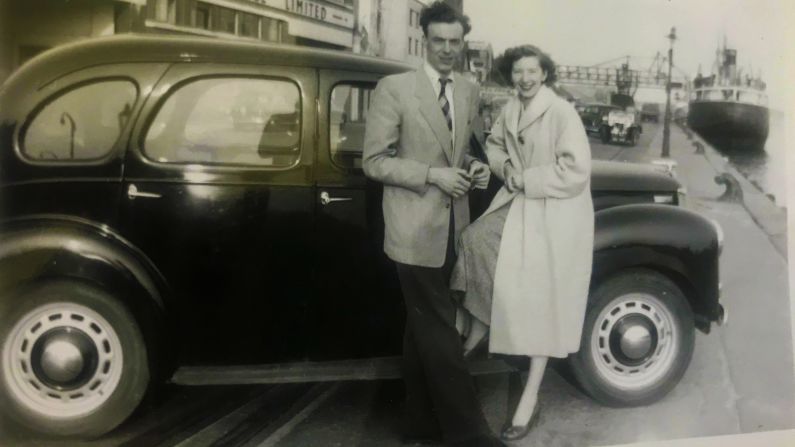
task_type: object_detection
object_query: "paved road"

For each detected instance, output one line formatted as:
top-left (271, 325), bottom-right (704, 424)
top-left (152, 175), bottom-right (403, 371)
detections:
top-left (2, 123), bottom-right (792, 447)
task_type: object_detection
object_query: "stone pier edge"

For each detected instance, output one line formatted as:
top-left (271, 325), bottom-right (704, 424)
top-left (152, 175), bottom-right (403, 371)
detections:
top-left (674, 121), bottom-right (788, 260)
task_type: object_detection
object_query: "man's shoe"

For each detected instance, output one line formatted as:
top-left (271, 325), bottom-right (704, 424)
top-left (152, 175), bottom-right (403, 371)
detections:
top-left (500, 403), bottom-right (541, 442)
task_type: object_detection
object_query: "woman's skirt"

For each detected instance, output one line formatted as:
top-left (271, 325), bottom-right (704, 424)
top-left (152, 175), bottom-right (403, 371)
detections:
top-left (450, 203), bottom-right (510, 326)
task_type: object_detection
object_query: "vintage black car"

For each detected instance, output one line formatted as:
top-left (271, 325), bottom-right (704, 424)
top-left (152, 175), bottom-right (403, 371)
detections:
top-left (578, 102), bottom-right (642, 146)
top-left (0, 35), bottom-right (725, 438)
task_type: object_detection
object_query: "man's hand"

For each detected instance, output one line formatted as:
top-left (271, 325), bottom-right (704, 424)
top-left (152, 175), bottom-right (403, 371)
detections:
top-left (468, 160), bottom-right (490, 190)
top-left (428, 167), bottom-right (472, 198)
top-left (504, 163), bottom-right (524, 193)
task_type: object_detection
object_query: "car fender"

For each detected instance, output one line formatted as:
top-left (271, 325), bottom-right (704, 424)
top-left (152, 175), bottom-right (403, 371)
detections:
top-left (592, 204), bottom-right (721, 328)
top-left (0, 214), bottom-right (172, 372)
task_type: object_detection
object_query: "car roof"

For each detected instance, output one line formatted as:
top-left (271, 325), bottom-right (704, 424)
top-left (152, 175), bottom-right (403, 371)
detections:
top-left (592, 160), bottom-right (680, 192)
top-left (583, 103), bottom-right (619, 109)
top-left (2, 34), bottom-right (413, 92)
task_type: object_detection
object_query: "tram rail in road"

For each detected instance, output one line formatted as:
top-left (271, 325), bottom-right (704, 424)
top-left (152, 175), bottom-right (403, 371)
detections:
top-left (1, 382), bottom-right (339, 447)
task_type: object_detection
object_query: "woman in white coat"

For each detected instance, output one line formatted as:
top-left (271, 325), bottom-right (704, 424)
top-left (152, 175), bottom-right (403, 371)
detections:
top-left (450, 45), bottom-right (594, 441)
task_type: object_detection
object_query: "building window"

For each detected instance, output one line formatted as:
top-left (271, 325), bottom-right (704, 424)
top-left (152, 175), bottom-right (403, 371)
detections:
top-left (408, 37), bottom-right (412, 55)
top-left (151, 0), bottom-right (176, 23)
top-left (145, 77), bottom-right (301, 168)
top-left (213, 6), bottom-right (237, 34)
top-left (195, 2), bottom-right (211, 29)
top-left (240, 12), bottom-right (260, 38)
top-left (261, 17), bottom-right (283, 42)
top-left (414, 39), bottom-right (419, 56)
top-left (326, 0), bottom-right (354, 8)
top-left (409, 10), bottom-right (414, 27)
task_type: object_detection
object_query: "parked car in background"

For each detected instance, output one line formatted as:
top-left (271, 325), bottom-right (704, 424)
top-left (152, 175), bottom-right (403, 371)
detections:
top-left (578, 102), bottom-right (621, 134)
top-left (578, 102), bottom-right (643, 146)
top-left (600, 106), bottom-right (643, 146)
top-left (641, 103), bottom-right (662, 122)
top-left (0, 35), bottom-right (724, 438)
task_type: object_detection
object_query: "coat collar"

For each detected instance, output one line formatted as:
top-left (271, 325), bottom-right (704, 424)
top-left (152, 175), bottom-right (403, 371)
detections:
top-left (505, 85), bottom-right (555, 137)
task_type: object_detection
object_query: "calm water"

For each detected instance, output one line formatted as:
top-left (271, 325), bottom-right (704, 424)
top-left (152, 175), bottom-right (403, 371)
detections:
top-left (704, 110), bottom-right (788, 207)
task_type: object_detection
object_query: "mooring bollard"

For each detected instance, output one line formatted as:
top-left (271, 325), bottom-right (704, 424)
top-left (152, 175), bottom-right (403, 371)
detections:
top-left (714, 172), bottom-right (744, 203)
top-left (693, 141), bottom-right (705, 154)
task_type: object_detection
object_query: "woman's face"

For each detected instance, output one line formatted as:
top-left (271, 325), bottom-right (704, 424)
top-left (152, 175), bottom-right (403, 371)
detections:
top-left (511, 56), bottom-right (547, 101)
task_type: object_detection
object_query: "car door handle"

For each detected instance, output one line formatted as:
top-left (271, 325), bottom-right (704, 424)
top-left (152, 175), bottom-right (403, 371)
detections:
top-left (320, 191), bottom-right (352, 206)
top-left (127, 184), bottom-right (162, 200)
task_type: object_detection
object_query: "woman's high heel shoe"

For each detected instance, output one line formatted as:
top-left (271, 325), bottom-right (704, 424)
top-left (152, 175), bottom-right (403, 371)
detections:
top-left (500, 403), bottom-right (541, 442)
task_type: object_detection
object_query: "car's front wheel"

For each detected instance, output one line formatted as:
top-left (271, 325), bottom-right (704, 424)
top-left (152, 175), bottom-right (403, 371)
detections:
top-left (627, 129), bottom-right (639, 146)
top-left (600, 126), bottom-right (611, 144)
top-left (0, 281), bottom-right (149, 437)
top-left (569, 269), bottom-right (695, 407)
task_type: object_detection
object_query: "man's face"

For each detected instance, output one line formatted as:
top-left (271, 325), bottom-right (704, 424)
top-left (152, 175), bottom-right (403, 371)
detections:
top-left (425, 21), bottom-right (464, 76)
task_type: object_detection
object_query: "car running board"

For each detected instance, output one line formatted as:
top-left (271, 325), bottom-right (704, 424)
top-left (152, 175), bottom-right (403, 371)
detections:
top-left (171, 356), bottom-right (519, 386)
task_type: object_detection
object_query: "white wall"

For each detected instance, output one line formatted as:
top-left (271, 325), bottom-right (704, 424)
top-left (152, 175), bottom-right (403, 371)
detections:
top-left (2, 0), bottom-right (116, 80)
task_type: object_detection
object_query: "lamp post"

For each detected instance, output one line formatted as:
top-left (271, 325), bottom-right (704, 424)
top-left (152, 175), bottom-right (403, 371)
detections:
top-left (662, 27), bottom-right (676, 158)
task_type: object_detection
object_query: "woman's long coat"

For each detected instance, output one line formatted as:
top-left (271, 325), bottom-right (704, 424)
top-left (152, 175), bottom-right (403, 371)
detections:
top-left (483, 85), bottom-right (594, 358)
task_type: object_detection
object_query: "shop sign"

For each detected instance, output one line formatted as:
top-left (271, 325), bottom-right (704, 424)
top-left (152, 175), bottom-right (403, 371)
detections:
top-left (247, 0), bottom-right (353, 29)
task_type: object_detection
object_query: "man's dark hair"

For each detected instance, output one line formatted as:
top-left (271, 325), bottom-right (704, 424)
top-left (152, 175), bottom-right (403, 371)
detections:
top-left (497, 45), bottom-right (557, 87)
top-left (419, 1), bottom-right (471, 36)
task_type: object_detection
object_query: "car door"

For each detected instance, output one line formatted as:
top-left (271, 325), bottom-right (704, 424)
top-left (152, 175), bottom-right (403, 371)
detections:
top-left (307, 70), bottom-right (404, 360)
top-left (119, 64), bottom-right (317, 365)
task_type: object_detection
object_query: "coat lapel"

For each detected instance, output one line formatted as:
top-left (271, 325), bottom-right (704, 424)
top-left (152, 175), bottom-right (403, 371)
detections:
top-left (415, 70), bottom-right (453, 163)
top-left (516, 85), bottom-right (555, 134)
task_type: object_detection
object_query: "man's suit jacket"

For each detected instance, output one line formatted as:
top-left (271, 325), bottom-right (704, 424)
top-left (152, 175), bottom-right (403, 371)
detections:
top-left (363, 69), bottom-right (481, 268)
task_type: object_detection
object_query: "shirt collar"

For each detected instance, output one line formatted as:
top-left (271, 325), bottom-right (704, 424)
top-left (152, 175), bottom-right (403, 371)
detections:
top-left (423, 62), bottom-right (454, 87)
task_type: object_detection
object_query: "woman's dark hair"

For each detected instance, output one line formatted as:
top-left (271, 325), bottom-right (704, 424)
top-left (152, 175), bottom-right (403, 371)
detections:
top-left (498, 45), bottom-right (557, 87)
top-left (419, 1), bottom-right (472, 36)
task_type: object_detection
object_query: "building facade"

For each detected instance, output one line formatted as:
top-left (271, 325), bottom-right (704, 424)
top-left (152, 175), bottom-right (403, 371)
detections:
top-left (0, 0), bottom-right (357, 86)
top-left (0, 0), bottom-right (140, 85)
top-left (140, 0), bottom-right (356, 50)
top-left (0, 0), bottom-right (470, 86)
top-left (373, 0), bottom-right (425, 67)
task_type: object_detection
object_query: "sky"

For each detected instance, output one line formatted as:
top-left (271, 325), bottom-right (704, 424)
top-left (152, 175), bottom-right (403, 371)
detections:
top-left (464, 0), bottom-right (795, 112)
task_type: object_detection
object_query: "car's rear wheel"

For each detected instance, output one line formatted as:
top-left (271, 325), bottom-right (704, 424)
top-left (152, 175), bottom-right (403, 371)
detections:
top-left (628, 129), bottom-right (639, 146)
top-left (569, 269), bottom-right (694, 406)
top-left (600, 126), bottom-right (611, 144)
top-left (0, 281), bottom-right (149, 437)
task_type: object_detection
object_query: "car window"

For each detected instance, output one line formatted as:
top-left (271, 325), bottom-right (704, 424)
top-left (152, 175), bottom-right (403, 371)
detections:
top-left (23, 80), bottom-right (137, 162)
top-left (144, 77), bottom-right (300, 168)
top-left (329, 83), bottom-right (374, 169)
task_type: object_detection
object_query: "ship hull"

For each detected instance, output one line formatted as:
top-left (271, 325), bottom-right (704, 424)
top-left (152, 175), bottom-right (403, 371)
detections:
top-left (687, 101), bottom-right (769, 146)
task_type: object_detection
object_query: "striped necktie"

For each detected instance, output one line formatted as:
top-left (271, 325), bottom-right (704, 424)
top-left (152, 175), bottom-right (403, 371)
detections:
top-left (438, 78), bottom-right (452, 132)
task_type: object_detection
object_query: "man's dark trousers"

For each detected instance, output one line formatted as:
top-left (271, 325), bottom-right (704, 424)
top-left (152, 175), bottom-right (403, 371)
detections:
top-left (395, 211), bottom-right (491, 444)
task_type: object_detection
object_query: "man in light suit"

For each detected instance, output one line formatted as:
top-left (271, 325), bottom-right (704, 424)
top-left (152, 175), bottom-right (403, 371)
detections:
top-left (363, 2), bottom-right (501, 446)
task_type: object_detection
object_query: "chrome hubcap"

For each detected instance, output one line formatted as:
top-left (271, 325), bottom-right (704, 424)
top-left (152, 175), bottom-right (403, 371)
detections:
top-left (2, 302), bottom-right (124, 419)
top-left (591, 293), bottom-right (678, 391)
top-left (619, 325), bottom-right (652, 360)
top-left (33, 328), bottom-right (97, 389)
top-left (610, 315), bottom-right (657, 365)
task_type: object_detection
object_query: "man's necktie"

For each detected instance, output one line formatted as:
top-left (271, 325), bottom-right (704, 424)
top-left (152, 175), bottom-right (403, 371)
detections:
top-left (438, 78), bottom-right (452, 132)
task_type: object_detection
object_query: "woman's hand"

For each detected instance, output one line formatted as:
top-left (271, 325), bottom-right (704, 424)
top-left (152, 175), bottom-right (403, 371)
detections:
top-left (504, 163), bottom-right (524, 193)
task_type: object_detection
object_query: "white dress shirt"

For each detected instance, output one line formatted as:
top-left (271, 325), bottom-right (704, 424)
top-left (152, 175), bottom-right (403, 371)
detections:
top-left (423, 62), bottom-right (456, 143)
